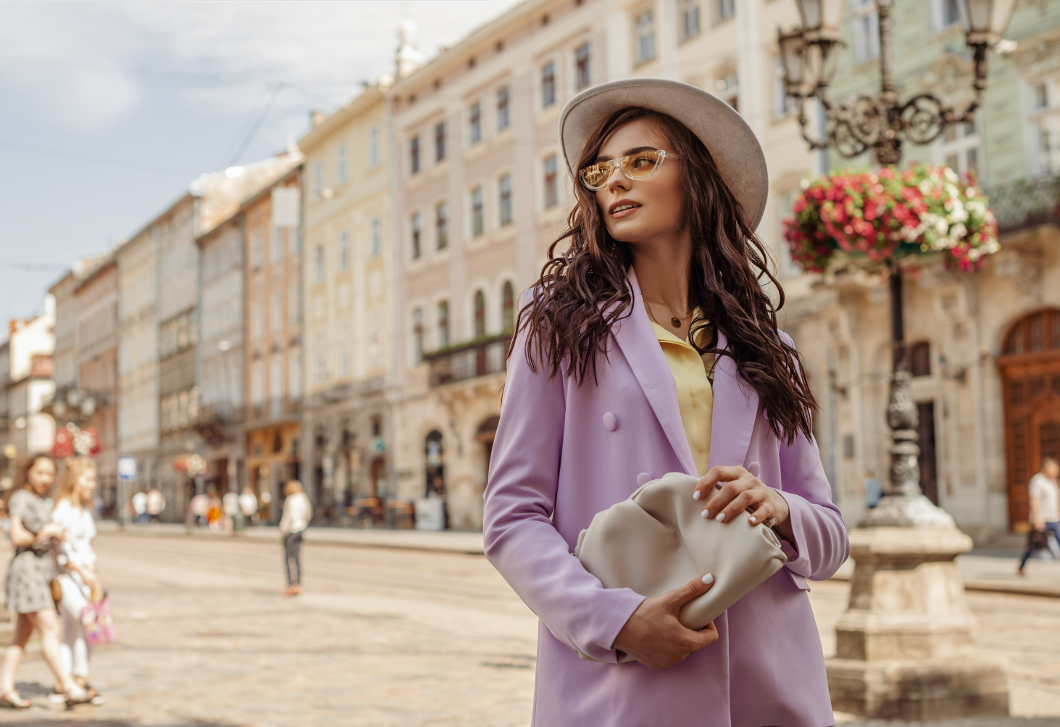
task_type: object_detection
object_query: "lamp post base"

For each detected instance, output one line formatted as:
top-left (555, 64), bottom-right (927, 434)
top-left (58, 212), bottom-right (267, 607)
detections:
top-left (825, 526), bottom-right (1010, 718)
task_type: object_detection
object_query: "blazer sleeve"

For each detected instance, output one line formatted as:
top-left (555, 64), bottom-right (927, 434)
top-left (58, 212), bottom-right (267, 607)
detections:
top-left (483, 304), bottom-right (646, 663)
top-left (773, 332), bottom-right (850, 582)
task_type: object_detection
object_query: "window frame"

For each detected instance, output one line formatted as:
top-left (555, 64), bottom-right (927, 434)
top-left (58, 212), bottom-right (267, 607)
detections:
top-left (410, 135), bottom-right (421, 175)
top-left (679, 0), bottom-right (700, 39)
top-left (543, 154), bottom-right (559, 210)
top-left (469, 101), bottom-right (483, 145)
top-left (574, 43), bottom-right (591, 91)
top-left (498, 173), bottom-right (513, 227)
top-left (471, 185), bottom-right (485, 238)
top-left (541, 61), bottom-right (557, 109)
top-left (410, 211), bottom-right (423, 260)
top-left (496, 86), bottom-right (511, 131)
top-left (435, 201), bottom-right (449, 251)
top-left (635, 9), bottom-right (656, 65)
top-left (434, 122), bottom-right (446, 163)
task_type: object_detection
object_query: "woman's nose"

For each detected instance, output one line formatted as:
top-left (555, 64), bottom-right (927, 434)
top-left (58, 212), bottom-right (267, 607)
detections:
top-left (606, 163), bottom-right (630, 191)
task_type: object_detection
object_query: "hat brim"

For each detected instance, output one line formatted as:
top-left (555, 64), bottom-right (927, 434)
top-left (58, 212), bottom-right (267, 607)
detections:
top-left (559, 79), bottom-right (769, 230)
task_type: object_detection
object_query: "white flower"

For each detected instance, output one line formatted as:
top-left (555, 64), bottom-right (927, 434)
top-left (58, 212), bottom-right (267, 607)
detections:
top-left (944, 168), bottom-right (959, 184)
top-left (950, 199), bottom-right (968, 222)
top-left (951, 222), bottom-right (967, 239)
top-left (919, 180), bottom-right (934, 195)
top-left (801, 178), bottom-right (810, 189)
top-left (935, 217), bottom-right (949, 235)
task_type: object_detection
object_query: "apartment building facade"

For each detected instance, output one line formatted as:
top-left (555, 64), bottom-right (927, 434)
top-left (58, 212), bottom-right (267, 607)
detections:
top-left (387, 0), bottom-right (816, 530)
top-left (299, 84), bottom-right (394, 522)
top-left (74, 258), bottom-right (120, 511)
top-left (117, 226), bottom-right (160, 501)
top-left (243, 166), bottom-right (304, 523)
top-left (7, 299), bottom-right (56, 472)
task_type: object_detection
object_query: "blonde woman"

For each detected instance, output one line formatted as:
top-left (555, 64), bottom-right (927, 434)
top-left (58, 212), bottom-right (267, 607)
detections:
top-left (52, 457), bottom-right (103, 704)
top-left (279, 480), bottom-right (311, 596)
top-left (0, 455), bottom-right (90, 709)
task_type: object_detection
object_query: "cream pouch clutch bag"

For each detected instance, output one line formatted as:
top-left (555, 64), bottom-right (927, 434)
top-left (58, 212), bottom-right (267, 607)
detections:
top-left (574, 472), bottom-right (787, 662)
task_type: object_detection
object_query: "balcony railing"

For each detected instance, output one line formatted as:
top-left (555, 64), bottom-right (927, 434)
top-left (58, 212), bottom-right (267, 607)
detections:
top-left (424, 333), bottom-right (512, 387)
top-left (986, 174), bottom-right (1060, 235)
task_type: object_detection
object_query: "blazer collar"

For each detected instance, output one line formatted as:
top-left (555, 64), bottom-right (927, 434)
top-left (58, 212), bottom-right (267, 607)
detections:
top-left (609, 267), bottom-right (759, 476)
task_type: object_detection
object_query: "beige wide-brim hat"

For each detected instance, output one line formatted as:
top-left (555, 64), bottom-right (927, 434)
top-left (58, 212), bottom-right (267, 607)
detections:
top-left (558, 78), bottom-right (769, 229)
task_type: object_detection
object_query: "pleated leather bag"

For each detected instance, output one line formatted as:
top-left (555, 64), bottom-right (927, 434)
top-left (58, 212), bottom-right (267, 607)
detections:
top-left (574, 472), bottom-right (787, 662)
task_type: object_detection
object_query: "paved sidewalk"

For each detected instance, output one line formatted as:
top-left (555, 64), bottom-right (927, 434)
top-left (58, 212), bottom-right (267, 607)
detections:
top-left (99, 521), bottom-right (1060, 597)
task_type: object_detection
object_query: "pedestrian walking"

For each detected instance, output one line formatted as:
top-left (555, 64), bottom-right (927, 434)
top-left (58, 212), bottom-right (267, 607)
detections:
top-left (0, 454), bottom-right (91, 709)
top-left (51, 457), bottom-right (104, 705)
top-left (1018, 457), bottom-right (1060, 575)
top-left (146, 488), bottom-right (165, 524)
top-left (279, 480), bottom-right (311, 596)
top-left (483, 80), bottom-right (849, 726)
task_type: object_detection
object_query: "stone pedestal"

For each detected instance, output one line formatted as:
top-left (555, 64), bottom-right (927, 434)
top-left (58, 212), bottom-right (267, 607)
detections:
top-left (826, 525), bottom-right (1009, 719)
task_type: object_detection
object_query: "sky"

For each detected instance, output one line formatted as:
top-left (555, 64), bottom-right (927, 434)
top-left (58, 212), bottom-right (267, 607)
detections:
top-left (0, 0), bottom-right (522, 335)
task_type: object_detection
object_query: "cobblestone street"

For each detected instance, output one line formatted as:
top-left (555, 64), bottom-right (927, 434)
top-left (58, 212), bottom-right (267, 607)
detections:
top-left (0, 531), bottom-right (1058, 726)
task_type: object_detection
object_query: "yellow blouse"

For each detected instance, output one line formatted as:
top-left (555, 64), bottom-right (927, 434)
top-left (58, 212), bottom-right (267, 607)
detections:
top-left (650, 319), bottom-right (715, 476)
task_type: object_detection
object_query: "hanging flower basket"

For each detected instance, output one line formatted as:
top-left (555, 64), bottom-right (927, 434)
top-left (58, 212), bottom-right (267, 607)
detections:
top-left (173, 453), bottom-right (209, 478)
top-left (51, 423), bottom-right (101, 459)
top-left (783, 162), bottom-right (1000, 274)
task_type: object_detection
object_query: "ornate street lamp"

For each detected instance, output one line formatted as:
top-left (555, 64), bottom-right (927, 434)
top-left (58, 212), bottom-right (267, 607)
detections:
top-left (779, 0), bottom-right (1016, 718)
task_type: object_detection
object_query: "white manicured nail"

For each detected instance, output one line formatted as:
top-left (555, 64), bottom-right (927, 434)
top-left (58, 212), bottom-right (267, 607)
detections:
top-left (692, 490), bottom-right (701, 500)
top-left (701, 573), bottom-right (714, 585)
top-left (749, 516), bottom-right (757, 524)
top-left (716, 512), bottom-right (726, 523)
top-left (700, 509), bottom-right (710, 519)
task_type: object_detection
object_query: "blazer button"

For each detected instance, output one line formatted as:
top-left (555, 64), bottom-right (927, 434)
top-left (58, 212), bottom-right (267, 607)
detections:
top-left (636, 472), bottom-right (652, 487)
top-left (602, 412), bottom-right (617, 431)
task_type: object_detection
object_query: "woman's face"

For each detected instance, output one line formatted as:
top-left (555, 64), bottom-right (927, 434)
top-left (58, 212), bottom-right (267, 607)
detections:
top-left (76, 468), bottom-right (97, 504)
top-left (593, 118), bottom-right (685, 248)
top-left (27, 458), bottom-right (56, 497)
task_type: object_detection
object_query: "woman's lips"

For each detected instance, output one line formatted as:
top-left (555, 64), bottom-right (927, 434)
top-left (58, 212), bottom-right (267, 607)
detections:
top-left (610, 205), bottom-right (641, 219)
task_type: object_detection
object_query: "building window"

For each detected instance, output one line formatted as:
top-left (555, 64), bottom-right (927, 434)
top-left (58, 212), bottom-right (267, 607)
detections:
top-left (636, 11), bottom-right (655, 65)
top-left (469, 102), bottom-right (482, 145)
top-left (337, 145), bottom-right (348, 184)
top-left (410, 212), bottom-right (423, 260)
top-left (314, 245), bottom-right (324, 283)
top-left (773, 57), bottom-right (797, 119)
top-left (853, 0), bottom-right (880, 64)
top-left (910, 341), bottom-right (932, 377)
top-left (339, 230), bottom-right (349, 270)
top-left (435, 122), bottom-right (446, 162)
top-left (272, 227), bottom-right (284, 263)
top-left (270, 291), bottom-right (282, 333)
top-left (437, 300), bottom-right (450, 348)
top-left (715, 0), bottom-right (734, 22)
top-left (370, 217), bottom-right (381, 257)
top-left (575, 44), bottom-right (591, 91)
top-left (542, 61), bottom-right (556, 108)
top-left (939, 120), bottom-right (980, 177)
top-left (932, 0), bottom-right (961, 31)
top-left (313, 162), bottom-right (323, 198)
top-left (471, 186), bottom-right (485, 237)
top-left (497, 86), bottom-right (510, 130)
top-left (251, 300), bottom-right (264, 340)
top-left (680, 0), bottom-right (700, 39)
top-left (410, 135), bottom-right (421, 175)
top-left (502, 281), bottom-right (515, 332)
top-left (252, 232), bottom-right (264, 270)
top-left (436, 201), bottom-right (449, 251)
top-left (368, 126), bottom-right (381, 168)
top-left (498, 173), bottom-right (513, 227)
top-left (412, 307), bottom-right (424, 365)
top-left (544, 154), bottom-right (559, 209)
top-left (474, 290), bottom-right (487, 337)
top-left (717, 72), bottom-right (739, 112)
top-left (288, 347), bottom-right (302, 399)
top-left (1032, 79), bottom-right (1060, 175)
top-left (340, 325), bottom-right (351, 377)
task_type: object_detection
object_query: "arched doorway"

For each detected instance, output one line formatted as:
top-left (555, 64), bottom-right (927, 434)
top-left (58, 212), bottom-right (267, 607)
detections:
top-left (998, 309), bottom-right (1060, 530)
top-left (424, 430), bottom-right (445, 497)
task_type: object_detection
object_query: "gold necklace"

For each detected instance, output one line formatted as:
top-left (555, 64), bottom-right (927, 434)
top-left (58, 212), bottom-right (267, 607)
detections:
top-left (644, 299), bottom-right (691, 328)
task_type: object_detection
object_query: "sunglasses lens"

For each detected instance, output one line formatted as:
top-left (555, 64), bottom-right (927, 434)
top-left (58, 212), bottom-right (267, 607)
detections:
top-left (622, 150), bottom-right (662, 179)
top-left (579, 163), bottom-right (611, 189)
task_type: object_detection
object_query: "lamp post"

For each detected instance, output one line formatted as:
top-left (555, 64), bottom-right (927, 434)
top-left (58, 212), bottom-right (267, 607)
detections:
top-left (779, 0), bottom-right (1016, 718)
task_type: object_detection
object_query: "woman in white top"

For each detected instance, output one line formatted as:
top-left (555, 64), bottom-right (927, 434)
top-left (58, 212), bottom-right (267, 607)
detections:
top-left (279, 480), bottom-right (312, 596)
top-left (52, 457), bottom-right (103, 702)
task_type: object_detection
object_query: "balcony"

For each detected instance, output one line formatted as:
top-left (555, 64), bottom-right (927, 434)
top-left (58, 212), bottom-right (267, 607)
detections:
top-left (424, 333), bottom-right (512, 387)
top-left (987, 174), bottom-right (1060, 235)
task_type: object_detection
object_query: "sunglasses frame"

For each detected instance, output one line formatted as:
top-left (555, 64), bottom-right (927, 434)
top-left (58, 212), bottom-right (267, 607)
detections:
top-left (578, 149), bottom-right (679, 191)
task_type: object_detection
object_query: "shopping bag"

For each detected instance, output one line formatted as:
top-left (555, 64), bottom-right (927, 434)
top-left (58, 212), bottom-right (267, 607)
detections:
top-left (81, 597), bottom-right (116, 647)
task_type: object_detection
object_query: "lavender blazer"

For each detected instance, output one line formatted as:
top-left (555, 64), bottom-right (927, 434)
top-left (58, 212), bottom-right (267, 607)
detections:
top-left (483, 268), bottom-right (849, 727)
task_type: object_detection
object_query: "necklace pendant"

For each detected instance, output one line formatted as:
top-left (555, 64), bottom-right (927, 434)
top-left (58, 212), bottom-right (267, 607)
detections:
top-left (670, 316), bottom-right (681, 327)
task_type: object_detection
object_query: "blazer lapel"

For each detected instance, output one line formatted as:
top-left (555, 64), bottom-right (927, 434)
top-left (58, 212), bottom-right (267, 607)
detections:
top-left (610, 268), bottom-right (699, 477)
top-left (707, 329), bottom-right (760, 471)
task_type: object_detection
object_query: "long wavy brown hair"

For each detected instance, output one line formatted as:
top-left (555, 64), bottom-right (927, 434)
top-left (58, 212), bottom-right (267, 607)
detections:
top-left (511, 107), bottom-right (817, 445)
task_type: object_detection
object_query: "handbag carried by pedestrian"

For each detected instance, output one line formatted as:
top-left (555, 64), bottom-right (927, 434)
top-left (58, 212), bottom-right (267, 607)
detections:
top-left (81, 594), bottom-right (116, 647)
top-left (1028, 527), bottom-right (1050, 552)
top-left (575, 472), bottom-right (788, 662)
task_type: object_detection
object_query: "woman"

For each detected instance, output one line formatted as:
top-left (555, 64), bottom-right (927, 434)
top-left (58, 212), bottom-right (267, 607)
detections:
top-left (52, 457), bottom-right (103, 704)
top-left (483, 79), bottom-right (849, 726)
top-left (0, 454), bottom-right (91, 708)
top-left (279, 480), bottom-right (311, 596)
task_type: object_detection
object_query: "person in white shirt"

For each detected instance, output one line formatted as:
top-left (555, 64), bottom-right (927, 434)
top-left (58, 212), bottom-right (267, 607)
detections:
top-left (1019, 457), bottom-right (1060, 575)
top-left (278, 480), bottom-right (312, 596)
top-left (51, 457), bottom-right (104, 704)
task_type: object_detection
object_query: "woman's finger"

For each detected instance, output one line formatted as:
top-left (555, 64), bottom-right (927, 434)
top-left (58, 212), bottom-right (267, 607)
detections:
top-left (700, 476), bottom-right (756, 520)
top-left (746, 499), bottom-right (774, 526)
top-left (694, 466), bottom-right (747, 500)
top-left (712, 488), bottom-right (760, 523)
top-left (663, 573), bottom-right (716, 610)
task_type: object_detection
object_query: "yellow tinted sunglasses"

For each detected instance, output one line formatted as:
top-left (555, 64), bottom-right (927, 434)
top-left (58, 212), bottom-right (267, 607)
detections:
top-left (578, 149), bottom-right (679, 191)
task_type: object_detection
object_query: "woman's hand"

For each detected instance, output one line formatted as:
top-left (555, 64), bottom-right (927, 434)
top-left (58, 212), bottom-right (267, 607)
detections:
top-left (37, 523), bottom-right (65, 542)
top-left (612, 574), bottom-right (719, 671)
top-left (694, 466), bottom-right (794, 543)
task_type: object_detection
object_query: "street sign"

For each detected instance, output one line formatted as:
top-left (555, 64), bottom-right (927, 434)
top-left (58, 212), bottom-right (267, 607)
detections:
top-left (118, 457), bottom-right (137, 481)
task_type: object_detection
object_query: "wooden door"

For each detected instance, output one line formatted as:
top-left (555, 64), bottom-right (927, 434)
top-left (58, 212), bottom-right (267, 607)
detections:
top-left (917, 402), bottom-right (938, 505)
top-left (998, 309), bottom-right (1060, 530)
